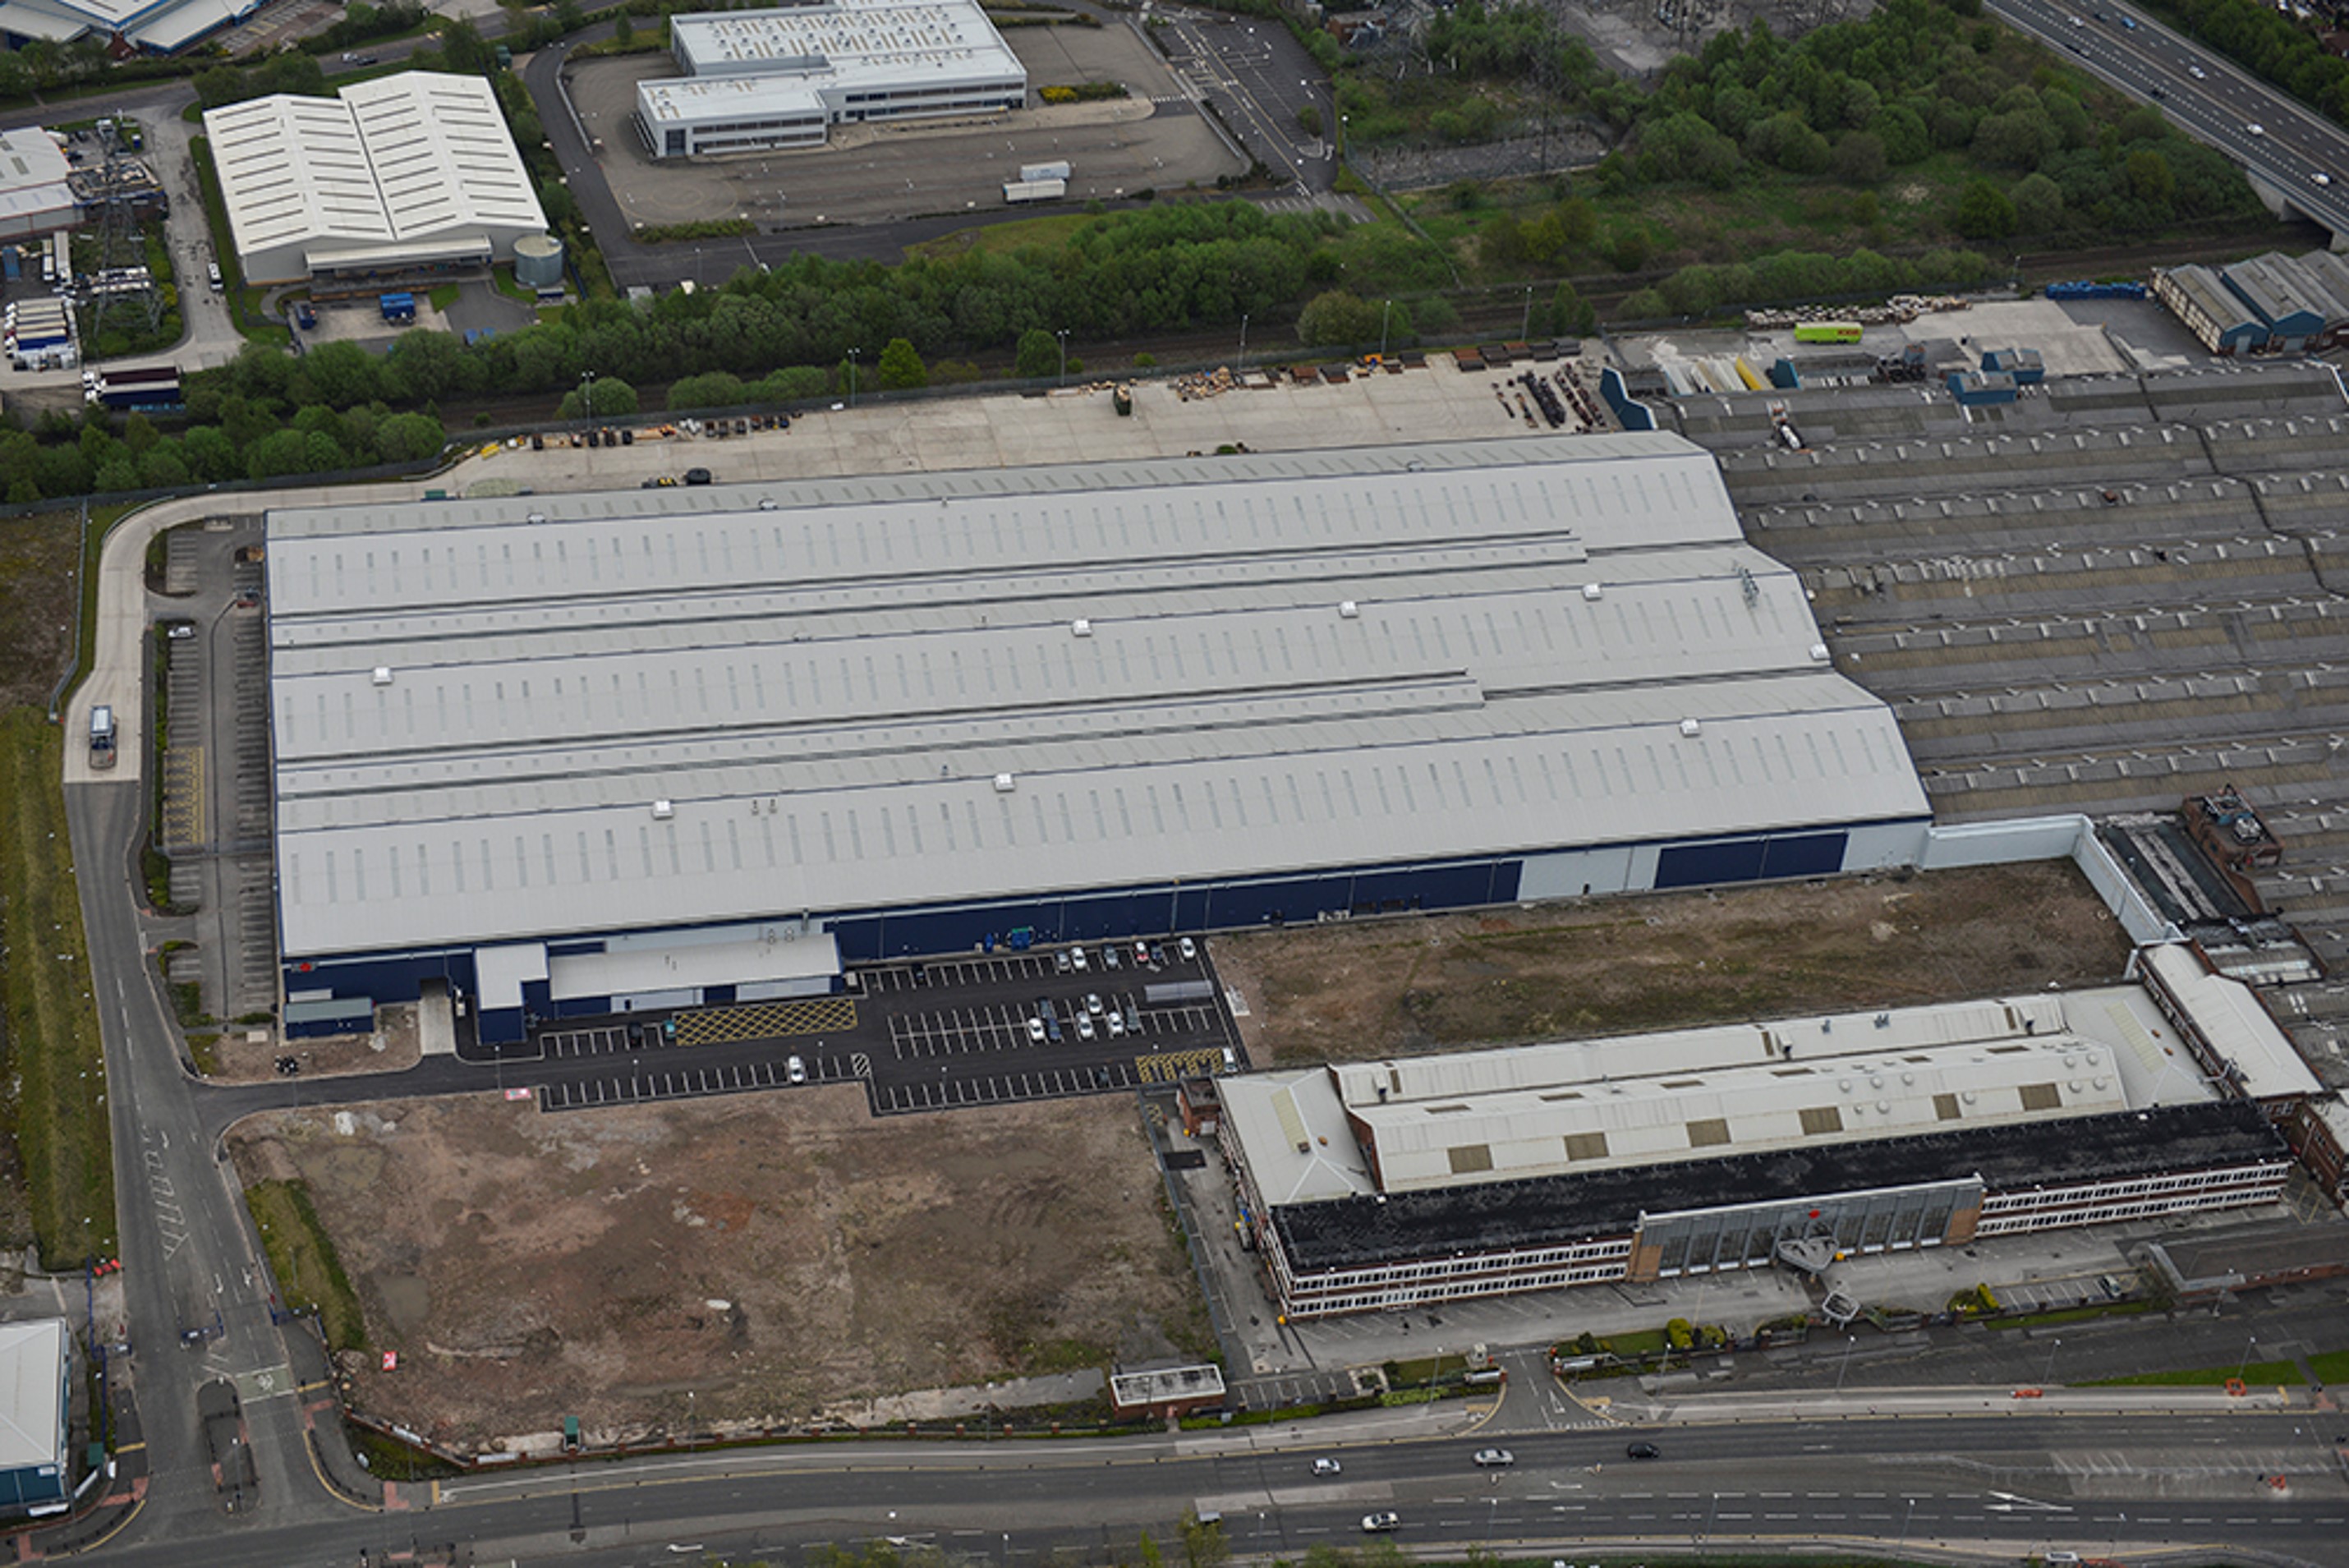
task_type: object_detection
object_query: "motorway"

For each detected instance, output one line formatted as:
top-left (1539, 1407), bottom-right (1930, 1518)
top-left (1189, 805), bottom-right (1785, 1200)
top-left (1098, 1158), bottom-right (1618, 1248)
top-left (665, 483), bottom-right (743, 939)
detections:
top-left (1989, 0), bottom-right (2349, 232)
top-left (60, 1397), bottom-right (2349, 1566)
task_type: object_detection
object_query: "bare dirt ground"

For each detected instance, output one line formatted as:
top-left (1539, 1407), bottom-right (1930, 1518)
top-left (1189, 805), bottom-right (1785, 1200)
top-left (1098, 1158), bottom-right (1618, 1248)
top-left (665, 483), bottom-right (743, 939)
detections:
top-left (205, 1001), bottom-right (421, 1083)
top-left (1211, 863), bottom-right (2132, 1068)
top-left (227, 1089), bottom-right (1203, 1451)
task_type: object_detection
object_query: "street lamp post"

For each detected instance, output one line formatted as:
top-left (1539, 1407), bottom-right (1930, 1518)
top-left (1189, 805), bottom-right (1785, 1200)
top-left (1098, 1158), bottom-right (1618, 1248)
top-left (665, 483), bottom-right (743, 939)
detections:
top-left (1836, 1332), bottom-right (1857, 1393)
top-left (1896, 1495), bottom-right (1916, 1552)
top-left (580, 370), bottom-right (595, 424)
top-left (1055, 329), bottom-right (1069, 387)
top-left (1238, 313), bottom-right (1248, 373)
top-left (1379, 298), bottom-right (1392, 358)
top-left (2043, 1336), bottom-right (2062, 1386)
top-left (2238, 1334), bottom-right (2259, 1382)
top-left (847, 347), bottom-right (860, 407)
top-left (1521, 283), bottom-right (1534, 340)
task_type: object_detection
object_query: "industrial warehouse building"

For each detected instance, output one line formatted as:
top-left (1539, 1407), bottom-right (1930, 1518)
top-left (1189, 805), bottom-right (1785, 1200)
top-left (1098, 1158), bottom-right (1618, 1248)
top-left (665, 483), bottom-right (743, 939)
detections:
top-left (2153, 250), bottom-right (2349, 356)
top-left (202, 72), bottom-right (546, 287)
top-left (1219, 942), bottom-right (2316, 1317)
top-left (264, 433), bottom-right (1932, 1044)
top-left (0, 1319), bottom-right (71, 1511)
top-left (0, 128), bottom-right (77, 244)
top-left (634, 1), bottom-right (1026, 159)
top-left (0, 0), bottom-right (256, 49)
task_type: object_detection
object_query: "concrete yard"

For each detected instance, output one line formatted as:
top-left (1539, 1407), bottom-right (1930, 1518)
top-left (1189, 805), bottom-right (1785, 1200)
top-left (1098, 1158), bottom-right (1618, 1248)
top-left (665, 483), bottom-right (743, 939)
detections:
top-left (226, 1090), bottom-right (1207, 1451)
top-left (566, 17), bottom-right (1238, 232)
top-left (1210, 862), bottom-right (2135, 1068)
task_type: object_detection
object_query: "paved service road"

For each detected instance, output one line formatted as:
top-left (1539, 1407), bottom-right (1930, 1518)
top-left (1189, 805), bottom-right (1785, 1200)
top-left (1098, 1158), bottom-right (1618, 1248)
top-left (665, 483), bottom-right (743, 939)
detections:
top-left (1990, 0), bottom-right (2349, 234)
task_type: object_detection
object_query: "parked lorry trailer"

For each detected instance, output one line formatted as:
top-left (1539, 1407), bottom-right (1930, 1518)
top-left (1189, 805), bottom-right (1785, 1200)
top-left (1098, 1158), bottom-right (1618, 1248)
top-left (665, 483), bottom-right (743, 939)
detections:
top-left (1003, 177), bottom-right (1067, 204)
top-left (84, 363), bottom-right (182, 409)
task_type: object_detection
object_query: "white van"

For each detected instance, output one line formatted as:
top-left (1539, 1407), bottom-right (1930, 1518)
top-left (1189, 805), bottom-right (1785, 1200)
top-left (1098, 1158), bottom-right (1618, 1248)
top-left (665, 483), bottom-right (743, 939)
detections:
top-left (206, 260), bottom-right (223, 292)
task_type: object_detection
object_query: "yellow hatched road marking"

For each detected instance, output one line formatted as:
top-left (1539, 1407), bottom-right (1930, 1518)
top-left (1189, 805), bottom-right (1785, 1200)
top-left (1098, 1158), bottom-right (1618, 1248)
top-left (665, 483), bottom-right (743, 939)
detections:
top-left (671, 996), bottom-right (858, 1046)
top-left (1135, 1048), bottom-right (1225, 1084)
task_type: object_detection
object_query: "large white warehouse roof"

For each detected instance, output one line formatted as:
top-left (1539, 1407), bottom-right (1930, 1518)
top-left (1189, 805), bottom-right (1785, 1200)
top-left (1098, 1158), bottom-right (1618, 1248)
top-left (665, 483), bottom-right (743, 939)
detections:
top-left (203, 72), bottom-right (544, 284)
top-left (264, 434), bottom-right (1930, 962)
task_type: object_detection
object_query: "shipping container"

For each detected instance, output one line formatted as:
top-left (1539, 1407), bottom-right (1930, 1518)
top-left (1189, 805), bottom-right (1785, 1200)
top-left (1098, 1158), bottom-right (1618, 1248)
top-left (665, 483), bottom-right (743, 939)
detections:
top-left (1003, 177), bottom-right (1067, 205)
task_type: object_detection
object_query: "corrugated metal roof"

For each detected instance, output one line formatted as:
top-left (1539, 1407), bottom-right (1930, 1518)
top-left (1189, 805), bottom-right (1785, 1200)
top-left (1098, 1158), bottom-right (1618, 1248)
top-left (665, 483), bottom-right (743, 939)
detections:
top-left (268, 435), bottom-right (1928, 958)
top-left (2140, 943), bottom-right (2319, 1102)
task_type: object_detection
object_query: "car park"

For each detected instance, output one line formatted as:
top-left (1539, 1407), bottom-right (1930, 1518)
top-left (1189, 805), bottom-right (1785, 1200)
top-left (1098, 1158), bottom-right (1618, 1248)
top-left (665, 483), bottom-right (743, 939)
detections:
top-left (1626, 1441), bottom-right (1662, 1459)
top-left (1178, 936), bottom-right (1197, 962)
top-left (1360, 1513), bottom-right (1400, 1534)
top-left (1473, 1448), bottom-right (1514, 1467)
top-left (1312, 1457), bottom-right (1342, 1475)
top-left (787, 1055), bottom-right (807, 1084)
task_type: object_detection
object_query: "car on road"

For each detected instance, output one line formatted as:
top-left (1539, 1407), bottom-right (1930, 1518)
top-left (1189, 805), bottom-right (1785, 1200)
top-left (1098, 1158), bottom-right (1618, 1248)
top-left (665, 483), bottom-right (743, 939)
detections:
top-left (2246, 122), bottom-right (2265, 136)
top-left (2189, 63), bottom-right (2206, 77)
top-left (1178, 936), bottom-right (1197, 962)
top-left (1076, 1014), bottom-right (1096, 1042)
top-left (1360, 1512), bottom-right (1400, 1533)
top-left (2315, 172), bottom-right (2334, 186)
top-left (2121, 13), bottom-right (2137, 25)
top-left (1312, 1457), bottom-right (1342, 1475)
top-left (1027, 1015), bottom-right (1046, 1042)
top-left (1626, 1441), bottom-right (1662, 1459)
top-left (1473, 1448), bottom-right (1515, 1467)
top-left (787, 1055), bottom-right (807, 1084)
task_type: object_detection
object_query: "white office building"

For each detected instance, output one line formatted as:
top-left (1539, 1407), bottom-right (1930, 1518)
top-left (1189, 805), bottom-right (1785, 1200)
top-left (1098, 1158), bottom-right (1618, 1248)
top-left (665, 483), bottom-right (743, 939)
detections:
top-left (635, 1), bottom-right (1026, 159)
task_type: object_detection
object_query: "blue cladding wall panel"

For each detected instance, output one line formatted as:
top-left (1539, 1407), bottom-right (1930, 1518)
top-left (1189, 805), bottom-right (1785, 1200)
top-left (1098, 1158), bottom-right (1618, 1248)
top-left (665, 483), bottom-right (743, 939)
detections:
top-left (1762, 832), bottom-right (1849, 879)
top-left (478, 1006), bottom-right (526, 1045)
top-left (1657, 838), bottom-right (1767, 889)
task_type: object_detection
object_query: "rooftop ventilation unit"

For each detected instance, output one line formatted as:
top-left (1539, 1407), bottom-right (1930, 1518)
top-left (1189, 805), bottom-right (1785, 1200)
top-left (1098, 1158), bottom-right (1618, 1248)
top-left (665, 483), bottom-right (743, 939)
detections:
top-left (371, 667), bottom-right (393, 686)
top-left (1072, 618), bottom-right (1092, 637)
top-left (993, 773), bottom-right (1017, 793)
top-left (652, 800), bottom-right (674, 820)
top-left (1339, 600), bottom-right (1360, 618)
top-left (1680, 718), bottom-right (1702, 737)
top-left (1582, 583), bottom-right (1603, 601)
top-left (1810, 643), bottom-right (1832, 662)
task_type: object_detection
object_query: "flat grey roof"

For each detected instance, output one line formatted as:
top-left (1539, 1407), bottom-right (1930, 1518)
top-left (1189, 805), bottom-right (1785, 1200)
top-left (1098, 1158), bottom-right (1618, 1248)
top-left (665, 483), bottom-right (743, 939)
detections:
top-left (267, 435), bottom-right (1928, 959)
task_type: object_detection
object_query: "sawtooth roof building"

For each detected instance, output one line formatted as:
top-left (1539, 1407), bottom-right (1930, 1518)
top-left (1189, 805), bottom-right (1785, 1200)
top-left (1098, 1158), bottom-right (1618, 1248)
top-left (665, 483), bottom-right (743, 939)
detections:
top-left (635, 1), bottom-right (1026, 159)
top-left (203, 72), bottom-right (546, 287)
top-left (1220, 948), bottom-right (2312, 1317)
top-left (264, 433), bottom-right (1933, 1044)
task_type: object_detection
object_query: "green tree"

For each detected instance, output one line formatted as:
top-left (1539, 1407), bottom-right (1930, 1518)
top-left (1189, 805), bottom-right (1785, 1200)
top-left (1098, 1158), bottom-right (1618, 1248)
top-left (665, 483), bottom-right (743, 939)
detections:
top-left (1294, 289), bottom-right (1380, 347)
top-left (1552, 279), bottom-right (1597, 337)
top-left (667, 371), bottom-right (748, 411)
top-left (557, 376), bottom-right (636, 417)
top-left (2011, 172), bottom-right (2066, 233)
top-left (1827, 130), bottom-right (1887, 185)
top-left (1013, 328), bottom-right (1060, 379)
top-left (876, 337), bottom-right (927, 390)
top-left (1952, 178), bottom-right (2018, 240)
top-left (2126, 148), bottom-right (2177, 208)
top-left (375, 412), bottom-right (447, 462)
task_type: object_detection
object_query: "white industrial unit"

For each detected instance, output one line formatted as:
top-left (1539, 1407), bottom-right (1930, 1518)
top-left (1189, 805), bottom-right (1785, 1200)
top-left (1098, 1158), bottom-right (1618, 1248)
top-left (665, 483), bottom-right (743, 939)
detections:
top-left (635, 1), bottom-right (1026, 159)
top-left (0, 0), bottom-right (262, 51)
top-left (204, 72), bottom-right (546, 286)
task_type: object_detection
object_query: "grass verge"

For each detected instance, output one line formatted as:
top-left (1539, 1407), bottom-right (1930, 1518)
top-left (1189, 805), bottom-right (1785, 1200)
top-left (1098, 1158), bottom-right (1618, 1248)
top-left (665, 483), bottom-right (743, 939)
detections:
top-left (0, 709), bottom-right (117, 1267)
top-left (344, 1422), bottom-right (461, 1481)
top-left (246, 1177), bottom-right (367, 1352)
top-left (2089, 1357), bottom-right (2303, 1387)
